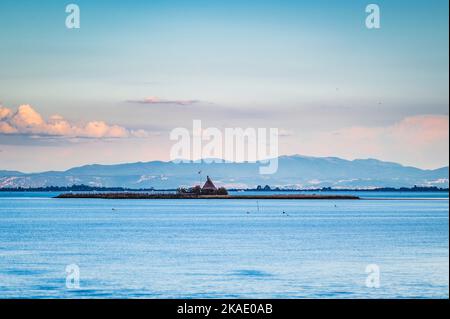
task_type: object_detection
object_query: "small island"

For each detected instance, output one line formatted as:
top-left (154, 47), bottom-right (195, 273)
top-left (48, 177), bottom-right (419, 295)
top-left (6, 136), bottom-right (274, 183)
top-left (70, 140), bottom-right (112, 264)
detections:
top-left (55, 193), bottom-right (360, 200)
top-left (55, 176), bottom-right (360, 200)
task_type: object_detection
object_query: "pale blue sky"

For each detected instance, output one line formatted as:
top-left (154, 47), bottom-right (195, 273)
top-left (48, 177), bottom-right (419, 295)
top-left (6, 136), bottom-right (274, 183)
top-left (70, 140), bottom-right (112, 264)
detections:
top-left (0, 0), bottom-right (448, 171)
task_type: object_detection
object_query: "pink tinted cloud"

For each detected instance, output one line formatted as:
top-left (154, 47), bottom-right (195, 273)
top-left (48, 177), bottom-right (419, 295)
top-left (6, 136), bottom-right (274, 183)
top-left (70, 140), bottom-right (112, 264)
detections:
top-left (298, 114), bottom-right (449, 168)
top-left (390, 115), bottom-right (449, 145)
top-left (0, 106), bottom-right (12, 120)
top-left (0, 104), bottom-right (149, 138)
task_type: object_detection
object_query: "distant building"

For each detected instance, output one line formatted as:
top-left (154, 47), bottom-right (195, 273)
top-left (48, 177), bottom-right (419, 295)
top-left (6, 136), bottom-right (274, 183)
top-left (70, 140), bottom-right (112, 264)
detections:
top-left (201, 176), bottom-right (218, 195)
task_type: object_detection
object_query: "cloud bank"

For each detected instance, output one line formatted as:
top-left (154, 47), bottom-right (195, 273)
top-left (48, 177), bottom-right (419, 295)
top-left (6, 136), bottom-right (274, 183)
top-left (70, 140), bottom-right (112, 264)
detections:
top-left (0, 105), bottom-right (148, 138)
top-left (328, 115), bottom-right (448, 151)
top-left (296, 114), bottom-right (449, 169)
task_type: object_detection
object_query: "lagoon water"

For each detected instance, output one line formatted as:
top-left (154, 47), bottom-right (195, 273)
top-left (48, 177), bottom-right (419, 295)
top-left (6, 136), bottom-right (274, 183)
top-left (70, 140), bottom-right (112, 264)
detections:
top-left (0, 191), bottom-right (448, 298)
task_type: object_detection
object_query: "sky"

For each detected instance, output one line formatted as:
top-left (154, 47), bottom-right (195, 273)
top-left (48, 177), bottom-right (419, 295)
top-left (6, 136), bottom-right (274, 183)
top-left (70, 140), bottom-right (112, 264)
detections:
top-left (0, 0), bottom-right (448, 172)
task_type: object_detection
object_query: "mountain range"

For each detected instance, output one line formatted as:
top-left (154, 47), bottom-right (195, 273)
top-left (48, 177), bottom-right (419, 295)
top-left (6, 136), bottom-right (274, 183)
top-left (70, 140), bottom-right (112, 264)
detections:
top-left (0, 155), bottom-right (448, 189)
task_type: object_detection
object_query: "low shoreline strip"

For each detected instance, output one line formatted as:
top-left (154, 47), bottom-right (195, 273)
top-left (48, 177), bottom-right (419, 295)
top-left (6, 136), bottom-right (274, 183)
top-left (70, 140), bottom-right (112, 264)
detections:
top-left (55, 193), bottom-right (360, 200)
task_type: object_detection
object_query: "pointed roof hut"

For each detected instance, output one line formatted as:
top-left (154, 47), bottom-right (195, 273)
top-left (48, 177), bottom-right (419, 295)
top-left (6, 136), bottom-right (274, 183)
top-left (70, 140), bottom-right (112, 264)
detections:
top-left (202, 176), bottom-right (217, 193)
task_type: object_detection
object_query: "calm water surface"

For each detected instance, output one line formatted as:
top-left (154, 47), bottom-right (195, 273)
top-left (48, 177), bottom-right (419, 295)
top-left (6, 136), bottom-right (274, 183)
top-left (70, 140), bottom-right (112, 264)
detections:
top-left (0, 192), bottom-right (448, 298)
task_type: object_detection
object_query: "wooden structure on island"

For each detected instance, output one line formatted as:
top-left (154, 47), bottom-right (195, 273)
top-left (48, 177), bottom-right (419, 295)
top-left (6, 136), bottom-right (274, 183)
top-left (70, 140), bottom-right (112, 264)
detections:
top-left (201, 176), bottom-right (218, 195)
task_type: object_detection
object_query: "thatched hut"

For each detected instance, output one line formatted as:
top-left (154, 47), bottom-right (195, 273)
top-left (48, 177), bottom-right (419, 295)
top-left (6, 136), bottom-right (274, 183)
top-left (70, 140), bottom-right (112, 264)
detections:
top-left (201, 176), bottom-right (218, 195)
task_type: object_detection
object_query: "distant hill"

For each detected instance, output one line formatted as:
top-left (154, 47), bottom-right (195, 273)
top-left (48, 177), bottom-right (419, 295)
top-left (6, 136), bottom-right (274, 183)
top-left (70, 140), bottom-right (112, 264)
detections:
top-left (0, 170), bottom-right (24, 177)
top-left (0, 155), bottom-right (448, 189)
